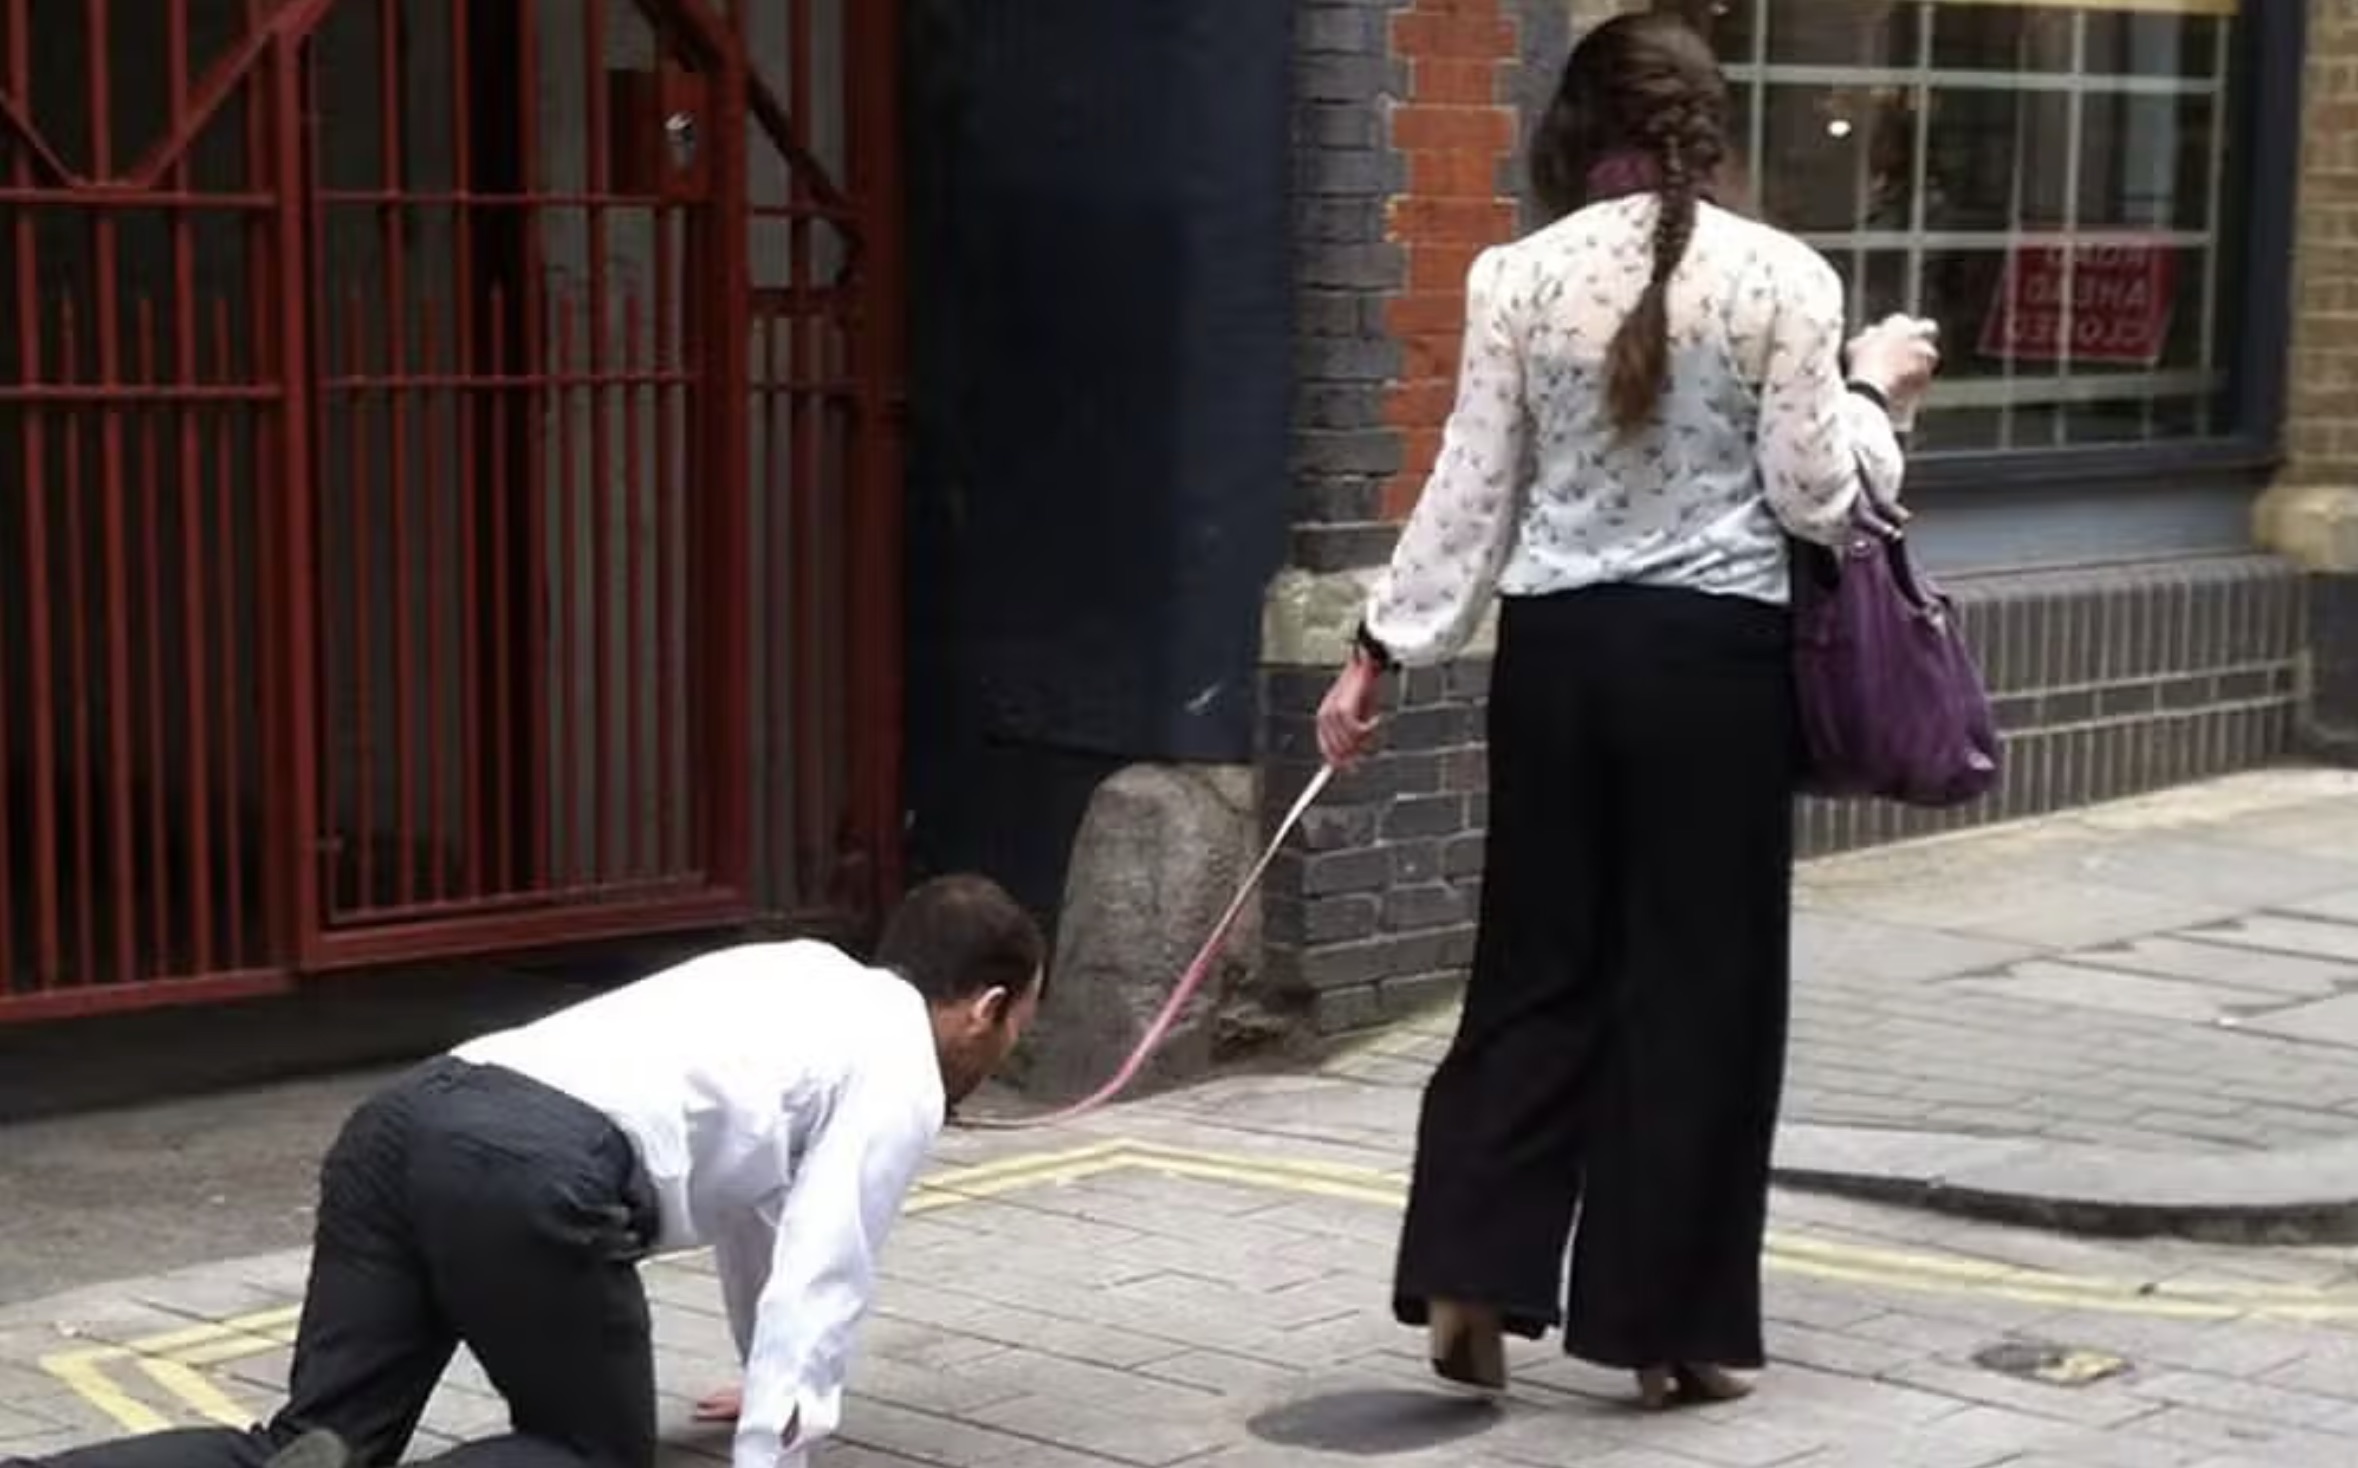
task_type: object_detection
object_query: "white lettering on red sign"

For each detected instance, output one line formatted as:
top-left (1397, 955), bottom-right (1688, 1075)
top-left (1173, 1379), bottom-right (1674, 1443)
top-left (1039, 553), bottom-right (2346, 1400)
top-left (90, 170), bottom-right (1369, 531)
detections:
top-left (1976, 244), bottom-right (2180, 368)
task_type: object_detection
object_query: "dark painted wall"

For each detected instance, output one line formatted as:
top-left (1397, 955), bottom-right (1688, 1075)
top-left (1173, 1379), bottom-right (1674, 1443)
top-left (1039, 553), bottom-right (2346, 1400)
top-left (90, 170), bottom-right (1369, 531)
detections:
top-left (902, 0), bottom-right (1295, 916)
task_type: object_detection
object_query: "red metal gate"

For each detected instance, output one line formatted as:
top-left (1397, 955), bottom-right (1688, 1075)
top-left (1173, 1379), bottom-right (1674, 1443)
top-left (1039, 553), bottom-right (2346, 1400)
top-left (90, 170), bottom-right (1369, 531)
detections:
top-left (0, 0), bottom-right (901, 1020)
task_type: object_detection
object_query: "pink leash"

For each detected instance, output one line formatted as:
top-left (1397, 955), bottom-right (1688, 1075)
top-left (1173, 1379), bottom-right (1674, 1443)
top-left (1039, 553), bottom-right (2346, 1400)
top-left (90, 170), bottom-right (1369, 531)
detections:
top-left (957, 764), bottom-right (1335, 1130)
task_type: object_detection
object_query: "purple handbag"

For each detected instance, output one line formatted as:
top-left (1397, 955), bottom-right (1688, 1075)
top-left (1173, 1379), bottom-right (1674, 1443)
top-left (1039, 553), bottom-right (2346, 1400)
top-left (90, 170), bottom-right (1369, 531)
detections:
top-left (1791, 488), bottom-right (2000, 807)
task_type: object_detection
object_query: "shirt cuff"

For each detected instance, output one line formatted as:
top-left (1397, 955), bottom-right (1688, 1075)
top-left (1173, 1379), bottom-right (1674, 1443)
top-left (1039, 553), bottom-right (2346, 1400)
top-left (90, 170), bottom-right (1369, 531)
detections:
top-left (1845, 379), bottom-right (1892, 417)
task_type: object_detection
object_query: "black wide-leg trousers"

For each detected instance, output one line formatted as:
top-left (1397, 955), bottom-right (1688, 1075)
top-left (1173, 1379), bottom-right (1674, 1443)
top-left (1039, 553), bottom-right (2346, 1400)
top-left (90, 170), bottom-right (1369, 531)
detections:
top-left (1392, 584), bottom-right (1799, 1370)
top-left (20, 1059), bottom-right (661, 1468)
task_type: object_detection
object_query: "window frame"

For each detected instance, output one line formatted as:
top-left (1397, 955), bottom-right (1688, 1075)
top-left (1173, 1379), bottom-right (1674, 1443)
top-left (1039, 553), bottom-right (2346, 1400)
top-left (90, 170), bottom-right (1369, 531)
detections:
top-left (1723, 1), bottom-right (2304, 494)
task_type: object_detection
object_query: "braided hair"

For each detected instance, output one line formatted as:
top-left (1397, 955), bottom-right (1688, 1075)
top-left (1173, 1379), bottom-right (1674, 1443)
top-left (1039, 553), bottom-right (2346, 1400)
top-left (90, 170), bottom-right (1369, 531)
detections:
top-left (1529, 15), bottom-right (1731, 436)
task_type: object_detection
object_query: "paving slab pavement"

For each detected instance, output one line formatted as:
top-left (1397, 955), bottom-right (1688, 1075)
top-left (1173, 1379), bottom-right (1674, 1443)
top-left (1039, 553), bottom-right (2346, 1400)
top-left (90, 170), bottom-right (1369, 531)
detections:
top-left (13, 1103), bottom-right (2358, 1466)
top-left (1782, 769), bottom-right (2358, 1157)
top-left (15, 769), bottom-right (2358, 1464)
top-left (1280, 768), bottom-right (2358, 1237)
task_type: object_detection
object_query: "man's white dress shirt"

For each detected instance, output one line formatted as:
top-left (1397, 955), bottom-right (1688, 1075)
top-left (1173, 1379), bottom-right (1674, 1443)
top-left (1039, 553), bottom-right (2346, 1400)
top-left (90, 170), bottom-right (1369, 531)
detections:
top-left (455, 940), bottom-right (946, 1468)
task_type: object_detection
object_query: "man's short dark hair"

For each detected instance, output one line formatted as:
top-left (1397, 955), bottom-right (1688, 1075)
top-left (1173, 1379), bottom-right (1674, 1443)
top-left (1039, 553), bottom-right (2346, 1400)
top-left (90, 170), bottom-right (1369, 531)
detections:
top-left (875, 875), bottom-right (1047, 1006)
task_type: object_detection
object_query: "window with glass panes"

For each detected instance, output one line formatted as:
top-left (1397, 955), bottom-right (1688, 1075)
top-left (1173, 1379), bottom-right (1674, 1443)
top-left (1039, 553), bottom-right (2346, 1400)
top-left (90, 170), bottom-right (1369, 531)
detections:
top-left (1701, 0), bottom-right (2240, 453)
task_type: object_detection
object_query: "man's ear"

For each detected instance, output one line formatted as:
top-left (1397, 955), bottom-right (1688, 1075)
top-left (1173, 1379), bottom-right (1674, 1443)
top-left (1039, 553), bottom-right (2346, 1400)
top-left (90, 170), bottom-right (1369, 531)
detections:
top-left (974, 985), bottom-right (1012, 1028)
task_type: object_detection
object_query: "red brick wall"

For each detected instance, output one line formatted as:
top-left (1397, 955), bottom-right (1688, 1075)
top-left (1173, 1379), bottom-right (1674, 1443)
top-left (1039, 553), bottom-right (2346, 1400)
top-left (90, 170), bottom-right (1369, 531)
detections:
top-left (1381, 0), bottom-right (1522, 520)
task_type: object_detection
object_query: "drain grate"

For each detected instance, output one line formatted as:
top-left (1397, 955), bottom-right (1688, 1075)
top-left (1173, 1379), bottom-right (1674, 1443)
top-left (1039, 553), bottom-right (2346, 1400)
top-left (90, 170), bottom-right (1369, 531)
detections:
top-left (1972, 1339), bottom-right (2130, 1388)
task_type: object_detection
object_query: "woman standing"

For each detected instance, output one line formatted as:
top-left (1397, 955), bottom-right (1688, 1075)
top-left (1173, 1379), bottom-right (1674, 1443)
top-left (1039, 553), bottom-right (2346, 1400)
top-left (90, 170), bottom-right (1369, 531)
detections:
top-left (1316, 15), bottom-right (1938, 1408)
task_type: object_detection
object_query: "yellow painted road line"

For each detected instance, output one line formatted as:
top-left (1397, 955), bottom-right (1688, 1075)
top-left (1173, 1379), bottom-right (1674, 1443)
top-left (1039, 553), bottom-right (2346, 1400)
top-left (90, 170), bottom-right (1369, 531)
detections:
top-left (1104, 1143), bottom-right (2358, 1317)
top-left (138, 1357), bottom-right (255, 1429)
top-left (123, 1306), bottom-right (306, 1361)
top-left (928, 1140), bottom-right (1130, 1188)
top-left (910, 1158), bottom-right (1132, 1214)
top-left (1119, 1141), bottom-right (1411, 1186)
top-left (1765, 1230), bottom-right (2358, 1304)
top-left (41, 1349), bottom-right (171, 1435)
top-left (178, 1328), bottom-right (304, 1376)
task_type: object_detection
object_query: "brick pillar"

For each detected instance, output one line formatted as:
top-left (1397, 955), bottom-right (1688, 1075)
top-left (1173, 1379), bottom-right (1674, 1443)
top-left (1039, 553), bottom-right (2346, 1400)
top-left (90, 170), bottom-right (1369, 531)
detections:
top-left (1260, 0), bottom-right (1693, 1035)
top-left (1382, 0), bottom-right (1521, 519)
top-left (2257, 0), bottom-right (2358, 762)
top-left (1292, 1), bottom-right (1409, 575)
top-left (1260, 1), bottom-right (1536, 1034)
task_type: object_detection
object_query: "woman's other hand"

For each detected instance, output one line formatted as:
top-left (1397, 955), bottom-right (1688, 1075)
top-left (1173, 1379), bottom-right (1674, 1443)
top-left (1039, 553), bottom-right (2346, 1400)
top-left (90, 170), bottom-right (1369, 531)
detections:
top-left (1847, 314), bottom-right (1941, 411)
top-left (1317, 653), bottom-right (1385, 769)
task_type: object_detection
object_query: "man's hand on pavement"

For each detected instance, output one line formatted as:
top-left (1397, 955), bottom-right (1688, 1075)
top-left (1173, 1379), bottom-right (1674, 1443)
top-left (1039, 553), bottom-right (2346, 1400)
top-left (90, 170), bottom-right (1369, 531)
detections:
top-left (693, 1383), bottom-right (743, 1423)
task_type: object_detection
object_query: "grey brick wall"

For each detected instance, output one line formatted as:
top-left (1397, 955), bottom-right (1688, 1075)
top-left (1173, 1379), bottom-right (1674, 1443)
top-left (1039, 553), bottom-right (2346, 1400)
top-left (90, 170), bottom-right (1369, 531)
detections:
top-left (1262, 662), bottom-right (1490, 1034)
top-left (1261, 556), bottom-right (2307, 1033)
top-left (1292, 0), bottom-right (1408, 573)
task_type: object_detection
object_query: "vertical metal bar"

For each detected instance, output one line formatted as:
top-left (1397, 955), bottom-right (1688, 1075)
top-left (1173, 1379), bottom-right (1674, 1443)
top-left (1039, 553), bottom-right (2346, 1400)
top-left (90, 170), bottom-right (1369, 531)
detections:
top-left (0, 368), bottom-right (11, 981)
top-left (61, 302), bottom-right (97, 983)
top-left (652, 205), bottom-right (678, 876)
top-left (555, 286), bottom-right (580, 885)
top-left (270, 27), bottom-right (323, 968)
top-left (420, 306), bottom-right (447, 903)
top-left (763, 313), bottom-right (790, 900)
top-left (703, 29), bottom-right (755, 897)
top-left (10, 0), bottom-right (61, 986)
top-left (346, 289), bottom-right (374, 910)
top-left (452, 0), bottom-right (484, 895)
top-left (0, 0), bottom-right (21, 988)
top-left (675, 158), bottom-right (706, 879)
top-left (787, 0), bottom-right (823, 910)
top-left (1999, 77), bottom-right (2028, 452)
top-left (0, 378), bottom-right (11, 981)
top-left (211, 301), bottom-right (244, 966)
top-left (2054, 11), bottom-right (2088, 447)
top-left (846, 0), bottom-right (908, 908)
top-left (381, 0), bottom-right (416, 906)
top-left (2197, 16), bottom-right (2229, 434)
top-left (1906, 12), bottom-right (1931, 321)
top-left (585, 0), bottom-right (613, 881)
top-left (520, 0), bottom-right (551, 889)
top-left (1747, 0), bottom-right (1767, 188)
top-left (234, 0), bottom-right (266, 967)
top-left (91, 0), bottom-right (145, 986)
top-left (623, 289), bottom-right (646, 879)
top-left (172, 0), bottom-right (215, 970)
top-left (489, 287), bottom-right (515, 891)
top-left (137, 299), bottom-right (170, 970)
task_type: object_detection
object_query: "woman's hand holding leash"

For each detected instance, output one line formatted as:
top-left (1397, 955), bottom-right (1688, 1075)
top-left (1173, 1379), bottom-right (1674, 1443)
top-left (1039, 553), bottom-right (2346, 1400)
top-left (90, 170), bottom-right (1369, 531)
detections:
top-left (1318, 649), bottom-right (1385, 770)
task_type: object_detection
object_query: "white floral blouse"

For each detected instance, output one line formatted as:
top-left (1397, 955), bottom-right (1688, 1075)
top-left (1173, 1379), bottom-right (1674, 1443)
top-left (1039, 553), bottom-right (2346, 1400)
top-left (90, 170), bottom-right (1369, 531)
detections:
top-left (1361, 195), bottom-right (1906, 668)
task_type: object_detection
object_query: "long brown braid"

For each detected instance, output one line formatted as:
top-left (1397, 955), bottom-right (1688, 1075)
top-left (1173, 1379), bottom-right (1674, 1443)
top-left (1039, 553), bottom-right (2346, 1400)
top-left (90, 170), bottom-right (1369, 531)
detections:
top-left (1529, 15), bottom-right (1732, 436)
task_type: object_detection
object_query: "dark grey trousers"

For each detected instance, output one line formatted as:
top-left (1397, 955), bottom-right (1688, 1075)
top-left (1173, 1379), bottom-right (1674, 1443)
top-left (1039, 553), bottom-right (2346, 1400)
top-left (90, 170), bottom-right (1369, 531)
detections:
top-left (18, 1058), bottom-right (661, 1468)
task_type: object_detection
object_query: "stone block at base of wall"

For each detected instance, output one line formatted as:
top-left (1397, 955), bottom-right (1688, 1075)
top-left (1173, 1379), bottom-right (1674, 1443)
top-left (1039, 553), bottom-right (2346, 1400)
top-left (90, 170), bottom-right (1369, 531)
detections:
top-left (1016, 763), bottom-right (1291, 1103)
top-left (1260, 553), bottom-right (2307, 1034)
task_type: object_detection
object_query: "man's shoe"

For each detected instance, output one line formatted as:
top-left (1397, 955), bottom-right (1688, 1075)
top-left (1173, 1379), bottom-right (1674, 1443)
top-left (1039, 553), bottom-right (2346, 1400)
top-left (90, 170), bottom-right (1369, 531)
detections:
top-left (264, 1430), bottom-right (351, 1468)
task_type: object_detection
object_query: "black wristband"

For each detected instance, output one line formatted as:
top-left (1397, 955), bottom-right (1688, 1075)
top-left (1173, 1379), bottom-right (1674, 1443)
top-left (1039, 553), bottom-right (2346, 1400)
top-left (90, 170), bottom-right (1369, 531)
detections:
top-left (1846, 379), bottom-right (1892, 416)
top-left (1353, 622), bottom-right (1397, 671)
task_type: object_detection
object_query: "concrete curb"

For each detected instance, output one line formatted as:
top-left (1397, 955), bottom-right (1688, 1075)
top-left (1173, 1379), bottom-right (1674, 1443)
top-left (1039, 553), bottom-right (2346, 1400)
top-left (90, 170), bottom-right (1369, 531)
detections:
top-left (1772, 1123), bottom-right (2358, 1246)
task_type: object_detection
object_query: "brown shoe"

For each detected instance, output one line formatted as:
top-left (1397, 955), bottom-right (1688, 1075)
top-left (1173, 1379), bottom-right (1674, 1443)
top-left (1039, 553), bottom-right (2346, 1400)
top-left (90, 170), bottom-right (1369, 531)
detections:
top-left (1636, 1363), bottom-right (1755, 1410)
top-left (1427, 1300), bottom-right (1508, 1392)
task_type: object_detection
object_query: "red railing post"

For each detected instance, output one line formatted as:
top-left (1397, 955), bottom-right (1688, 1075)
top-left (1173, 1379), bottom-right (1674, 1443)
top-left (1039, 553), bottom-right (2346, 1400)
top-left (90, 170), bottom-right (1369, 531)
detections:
top-left (845, 0), bottom-right (909, 915)
top-left (701, 37), bottom-right (755, 900)
top-left (270, 28), bottom-right (323, 971)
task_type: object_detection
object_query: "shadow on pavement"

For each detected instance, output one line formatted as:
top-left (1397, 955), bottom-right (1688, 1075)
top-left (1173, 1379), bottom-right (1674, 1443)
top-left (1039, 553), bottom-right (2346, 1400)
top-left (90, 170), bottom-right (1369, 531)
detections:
top-left (1246, 1387), bottom-right (1501, 1456)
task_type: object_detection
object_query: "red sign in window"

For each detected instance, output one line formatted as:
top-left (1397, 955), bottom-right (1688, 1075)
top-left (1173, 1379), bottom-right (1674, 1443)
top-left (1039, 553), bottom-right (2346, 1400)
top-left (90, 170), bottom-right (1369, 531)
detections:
top-left (1977, 244), bottom-right (2180, 368)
